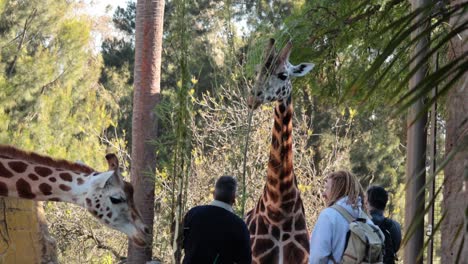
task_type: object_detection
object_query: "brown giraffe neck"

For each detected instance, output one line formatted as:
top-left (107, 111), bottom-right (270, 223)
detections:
top-left (0, 145), bottom-right (109, 206)
top-left (246, 96), bottom-right (309, 264)
top-left (265, 96), bottom-right (297, 204)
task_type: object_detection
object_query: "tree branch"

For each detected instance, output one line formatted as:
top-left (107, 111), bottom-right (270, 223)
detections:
top-left (7, 8), bottom-right (37, 77)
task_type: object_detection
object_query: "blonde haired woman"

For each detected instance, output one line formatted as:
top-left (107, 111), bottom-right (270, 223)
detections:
top-left (309, 170), bottom-right (377, 264)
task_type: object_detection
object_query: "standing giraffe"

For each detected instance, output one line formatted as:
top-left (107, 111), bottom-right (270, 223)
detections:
top-left (245, 39), bottom-right (315, 264)
top-left (0, 145), bottom-right (150, 246)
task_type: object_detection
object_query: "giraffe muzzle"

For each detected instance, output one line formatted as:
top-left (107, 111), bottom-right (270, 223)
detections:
top-left (247, 96), bottom-right (262, 110)
top-left (131, 228), bottom-right (151, 247)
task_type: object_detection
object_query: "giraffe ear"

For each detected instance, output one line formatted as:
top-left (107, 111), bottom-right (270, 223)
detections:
top-left (289, 63), bottom-right (315, 77)
top-left (105, 153), bottom-right (119, 172)
top-left (102, 154), bottom-right (124, 187)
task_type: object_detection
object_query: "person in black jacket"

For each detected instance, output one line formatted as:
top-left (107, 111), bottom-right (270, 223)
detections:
top-left (367, 185), bottom-right (402, 264)
top-left (182, 176), bottom-right (252, 264)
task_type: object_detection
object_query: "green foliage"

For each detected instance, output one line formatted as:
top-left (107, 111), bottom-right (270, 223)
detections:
top-left (2, 0), bottom-right (459, 261)
top-left (0, 0), bottom-right (127, 262)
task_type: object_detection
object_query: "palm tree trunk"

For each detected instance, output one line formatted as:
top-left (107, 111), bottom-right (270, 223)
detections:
top-left (128, 0), bottom-right (165, 262)
top-left (404, 0), bottom-right (429, 263)
top-left (441, 0), bottom-right (468, 262)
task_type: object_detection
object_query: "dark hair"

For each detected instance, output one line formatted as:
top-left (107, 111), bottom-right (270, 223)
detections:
top-left (214, 176), bottom-right (237, 204)
top-left (367, 185), bottom-right (389, 210)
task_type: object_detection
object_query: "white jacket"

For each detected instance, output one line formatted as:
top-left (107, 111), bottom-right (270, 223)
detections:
top-left (309, 196), bottom-right (377, 264)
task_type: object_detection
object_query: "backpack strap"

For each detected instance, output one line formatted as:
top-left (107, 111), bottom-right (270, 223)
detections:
top-left (380, 218), bottom-right (397, 257)
top-left (331, 204), bottom-right (355, 223)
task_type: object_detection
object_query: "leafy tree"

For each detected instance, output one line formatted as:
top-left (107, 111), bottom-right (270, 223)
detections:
top-left (0, 0), bottom-right (124, 262)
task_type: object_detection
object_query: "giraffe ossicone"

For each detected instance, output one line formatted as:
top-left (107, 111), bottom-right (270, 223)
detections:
top-left (0, 145), bottom-right (150, 247)
top-left (245, 39), bottom-right (314, 264)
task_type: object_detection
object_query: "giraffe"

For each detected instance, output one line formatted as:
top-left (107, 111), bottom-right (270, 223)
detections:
top-left (0, 145), bottom-right (150, 247)
top-left (245, 39), bottom-right (315, 264)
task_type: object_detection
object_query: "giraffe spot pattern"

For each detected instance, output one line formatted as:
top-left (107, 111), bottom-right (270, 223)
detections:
top-left (282, 111), bottom-right (292, 126)
top-left (0, 181), bottom-right (8, 196)
top-left (271, 225), bottom-right (280, 239)
top-left (49, 177), bottom-right (57, 182)
top-left (59, 184), bottom-right (71, 191)
top-left (280, 200), bottom-right (295, 212)
top-left (77, 178), bottom-right (84, 185)
top-left (279, 180), bottom-right (292, 192)
top-left (16, 178), bottom-right (36, 199)
top-left (96, 203), bottom-right (100, 209)
top-left (28, 173), bottom-right (39, 181)
top-left (106, 212), bottom-right (112, 218)
top-left (283, 190), bottom-right (295, 201)
top-left (294, 215), bottom-right (306, 230)
top-left (253, 238), bottom-right (275, 255)
top-left (271, 135), bottom-right (280, 149)
top-left (268, 157), bottom-right (281, 172)
top-left (35, 166), bottom-right (53, 177)
top-left (0, 162), bottom-right (14, 178)
top-left (39, 183), bottom-right (53, 196)
top-left (273, 121), bottom-right (281, 133)
top-left (267, 209), bottom-right (283, 222)
top-left (250, 98), bottom-right (310, 263)
top-left (259, 245), bottom-right (279, 263)
top-left (49, 197), bottom-right (61, 201)
top-left (278, 103), bottom-right (286, 113)
top-left (257, 216), bottom-right (268, 235)
top-left (279, 166), bottom-right (292, 180)
top-left (86, 198), bottom-right (92, 207)
top-left (59, 173), bottom-right (73, 182)
top-left (260, 200), bottom-right (265, 211)
top-left (269, 191), bottom-right (279, 203)
top-left (293, 198), bottom-right (303, 212)
top-left (282, 217), bottom-right (293, 232)
top-left (283, 242), bottom-right (306, 263)
top-left (8, 161), bottom-right (28, 173)
top-left (267, 177), bottom-right (278, 187)
top-left (248, 220), bottom-right (257, 234)
top-left (274, 108), bottom-right (280, 118)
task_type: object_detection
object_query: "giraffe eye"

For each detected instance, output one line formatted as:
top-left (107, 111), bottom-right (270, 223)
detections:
top-left (277, 72), bottom-right (288, 80)
top-left (110, 196), bottom-right (125, 204)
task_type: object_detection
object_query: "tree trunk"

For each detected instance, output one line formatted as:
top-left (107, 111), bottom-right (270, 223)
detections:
top-left (127, 0), bottom-right (165, 262)
top-left (0, 199), bottom-right (56, 264)
top-left (442, 0), bottom-right (468, 262)
top-left (404, 0), bottom-right (429, 263)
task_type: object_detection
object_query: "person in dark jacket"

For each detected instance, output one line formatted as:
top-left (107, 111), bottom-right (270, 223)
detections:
top-left (182, 176), bottom-right (252, 264)
top-left (367, 185), bottom-right (402, 264)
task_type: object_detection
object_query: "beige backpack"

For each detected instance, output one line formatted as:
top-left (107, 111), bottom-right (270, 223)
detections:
top-left (331, 205), bottom-right (385, 264)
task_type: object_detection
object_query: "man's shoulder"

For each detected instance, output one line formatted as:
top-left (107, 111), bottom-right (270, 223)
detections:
top-left (187, 205), bottom-right (239, 218)
top-left (387, 218), bottom-right (401, 229)
top-left (380, 217), bottom-right (401, 231)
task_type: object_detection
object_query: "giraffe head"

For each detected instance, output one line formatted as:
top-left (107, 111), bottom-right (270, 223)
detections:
top-left (247, 39), bottom-right (315, 109)
top-left (84, 154), bottom-right (150, 247)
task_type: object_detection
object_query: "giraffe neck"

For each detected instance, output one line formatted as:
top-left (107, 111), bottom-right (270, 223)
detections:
top-left (0, 146), bottom-right (109, 206)
top-left (264, 95), bottom-right (297, 205)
